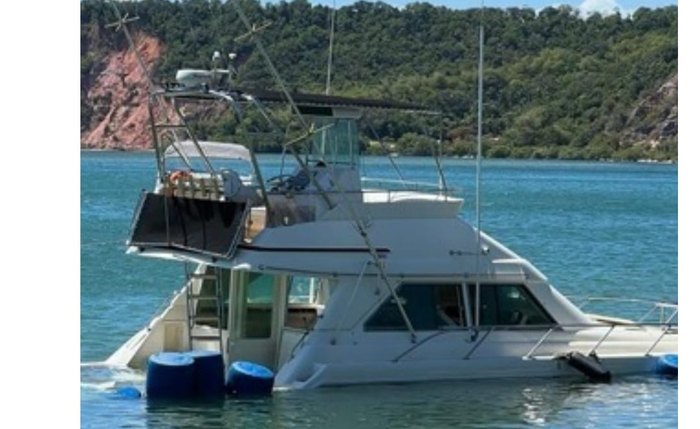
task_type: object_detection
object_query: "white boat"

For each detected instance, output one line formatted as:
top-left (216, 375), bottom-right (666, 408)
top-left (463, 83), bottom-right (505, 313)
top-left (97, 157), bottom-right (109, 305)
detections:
top-left (105, 83), bottom-right (677, 390)
top-left (105, 5), bottom-right (676, 389)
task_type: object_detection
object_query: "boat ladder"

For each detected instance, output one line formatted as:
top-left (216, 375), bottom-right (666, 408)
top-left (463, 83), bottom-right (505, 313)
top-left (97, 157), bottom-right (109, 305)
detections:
top-left (185, 267), bottom-right (226, 357)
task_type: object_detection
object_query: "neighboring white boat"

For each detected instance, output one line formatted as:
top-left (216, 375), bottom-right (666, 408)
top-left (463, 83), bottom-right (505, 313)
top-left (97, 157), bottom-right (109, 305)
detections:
top-left (106, 82), bottom-right (677, 390)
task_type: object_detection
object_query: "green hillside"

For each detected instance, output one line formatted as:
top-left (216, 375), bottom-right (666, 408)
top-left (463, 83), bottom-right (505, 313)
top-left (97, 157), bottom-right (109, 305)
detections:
top-left (81, 0), bottom-right (678, 161)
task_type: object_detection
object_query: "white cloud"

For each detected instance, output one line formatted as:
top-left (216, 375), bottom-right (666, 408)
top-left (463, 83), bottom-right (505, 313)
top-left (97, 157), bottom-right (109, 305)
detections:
top-left (578, 0), bottom-right (628, 17)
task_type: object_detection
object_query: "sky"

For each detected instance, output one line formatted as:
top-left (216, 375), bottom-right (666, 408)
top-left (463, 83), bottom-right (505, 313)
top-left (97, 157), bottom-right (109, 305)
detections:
top-left (303, 0), bottom-right (677, 16)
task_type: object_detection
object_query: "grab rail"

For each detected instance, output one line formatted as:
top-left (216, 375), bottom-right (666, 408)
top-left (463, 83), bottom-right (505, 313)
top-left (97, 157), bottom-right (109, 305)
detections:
top-left (522, 321), bottom-right (677, 360)
top-left (573, 296), bottom-right (678, 324)
top-left (384, 320), bottom-right (678, 363)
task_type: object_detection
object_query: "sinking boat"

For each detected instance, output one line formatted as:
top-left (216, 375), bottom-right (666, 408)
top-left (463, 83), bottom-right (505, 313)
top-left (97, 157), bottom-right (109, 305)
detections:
top-left (105, 84), bottom-right (676, 389)
top-left (104, 4), bottom-right (677, 390)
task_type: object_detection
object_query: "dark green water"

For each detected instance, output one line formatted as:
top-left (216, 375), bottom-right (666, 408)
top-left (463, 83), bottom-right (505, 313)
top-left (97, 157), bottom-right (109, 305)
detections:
top-left (81, 152), bottom-right (677, 428)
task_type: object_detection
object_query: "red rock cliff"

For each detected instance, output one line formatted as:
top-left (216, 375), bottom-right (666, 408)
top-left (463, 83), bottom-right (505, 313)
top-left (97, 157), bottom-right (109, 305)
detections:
top-left (81, 34), bottom-right (164, 150)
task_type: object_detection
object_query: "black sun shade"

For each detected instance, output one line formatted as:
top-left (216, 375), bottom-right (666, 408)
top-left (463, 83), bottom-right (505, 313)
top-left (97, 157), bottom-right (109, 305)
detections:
top-left (128, 193), bottom-right (247, 257)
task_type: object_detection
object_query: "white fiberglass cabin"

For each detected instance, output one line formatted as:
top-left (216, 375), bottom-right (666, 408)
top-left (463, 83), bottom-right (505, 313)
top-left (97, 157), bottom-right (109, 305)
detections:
top-left (107, 83), bottom-right (677, 389)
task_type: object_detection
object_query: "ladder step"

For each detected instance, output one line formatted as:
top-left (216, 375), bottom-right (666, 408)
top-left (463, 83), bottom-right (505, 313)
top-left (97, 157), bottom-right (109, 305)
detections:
top-left (190, 331), bottom-right (222, 336)
top-left (190, 334), bottom-right (222, 340)
top-left (189, 273), bottom-right (218, 280)
top-left (189, 295), bottom-right (220, 300)
top-left (186, 271), bottom-right (224, 357)
top-left (192, 316), bottom-right (221, 322)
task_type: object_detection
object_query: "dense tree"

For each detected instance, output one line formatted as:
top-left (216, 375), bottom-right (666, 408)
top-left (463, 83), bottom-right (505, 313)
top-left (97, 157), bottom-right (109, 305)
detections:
top-left (81, 0), bottom-right (677, 160)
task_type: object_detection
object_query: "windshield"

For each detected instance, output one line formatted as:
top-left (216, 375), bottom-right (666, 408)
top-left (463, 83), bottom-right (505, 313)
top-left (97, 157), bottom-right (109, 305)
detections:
top-left (310, 117), bottom-right (359, 167)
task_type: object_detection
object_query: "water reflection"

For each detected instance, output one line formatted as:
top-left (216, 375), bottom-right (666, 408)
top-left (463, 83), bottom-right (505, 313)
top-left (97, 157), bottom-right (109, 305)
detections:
top-left (78, 369), bottom-right (676, 429)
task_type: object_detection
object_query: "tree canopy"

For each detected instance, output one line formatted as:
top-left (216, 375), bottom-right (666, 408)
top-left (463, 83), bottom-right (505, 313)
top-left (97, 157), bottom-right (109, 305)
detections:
top-left (81, 0), bottom-right (678, 161)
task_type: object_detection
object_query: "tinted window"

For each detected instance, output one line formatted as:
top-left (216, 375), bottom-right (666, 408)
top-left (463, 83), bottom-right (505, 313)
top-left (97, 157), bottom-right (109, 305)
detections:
top-left (365, 284), bottom-right (465, 331)
top-left (470, 284), bottom-right (554, 326)
top-left (242, 273), bottom-right (275, 338)
top-left (311, 118), bottom-right (359, 166)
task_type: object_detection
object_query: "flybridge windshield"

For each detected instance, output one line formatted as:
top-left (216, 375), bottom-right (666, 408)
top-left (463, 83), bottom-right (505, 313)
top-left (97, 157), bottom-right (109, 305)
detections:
top-left (310, 118), bottom-right (359, 167)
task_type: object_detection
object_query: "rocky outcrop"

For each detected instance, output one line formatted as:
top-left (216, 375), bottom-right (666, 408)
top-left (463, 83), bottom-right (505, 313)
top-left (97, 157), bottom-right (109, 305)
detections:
top-left (81, 34), bottom-right (164, 150)
top-left (619, 74), bottom-right (678, 151)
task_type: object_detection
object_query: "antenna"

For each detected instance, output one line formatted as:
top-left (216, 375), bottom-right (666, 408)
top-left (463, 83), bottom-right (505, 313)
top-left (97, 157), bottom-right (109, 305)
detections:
top-left (105, 6), bottom-right (150, 86)
top-left (474, 1), bottom-right (485, 328)
top-left (326, 0), bottom-right (336, 95)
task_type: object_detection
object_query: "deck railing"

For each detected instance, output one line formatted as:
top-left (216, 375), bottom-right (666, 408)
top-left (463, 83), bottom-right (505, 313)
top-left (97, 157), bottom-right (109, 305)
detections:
top-left (361, 177), bottom-right (462, 201)
top-left (385, 319), bottom-right (677, 363)
top-left (571, 296), bottom-right (678, 324)
top-left (521, 320), bottom-right (678, 360)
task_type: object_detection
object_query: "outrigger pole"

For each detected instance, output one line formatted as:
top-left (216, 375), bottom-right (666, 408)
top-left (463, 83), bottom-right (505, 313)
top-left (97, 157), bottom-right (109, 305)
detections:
top-left (232, 0), bottom-right (335, 210)
top-left (326, 0), bottom-right (336, 96)
top-left (106, 0), bottom-right (198, 178)
top-left (231, 0), bottom-right (417, 341)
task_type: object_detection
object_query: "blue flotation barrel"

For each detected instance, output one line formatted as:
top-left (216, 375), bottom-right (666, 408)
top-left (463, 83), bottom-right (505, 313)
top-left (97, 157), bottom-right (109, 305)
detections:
top-left (146, 352), bottom-right (195, 399)
top-left (114, 386), bottom-right (142, 400)
top-left (186, 350), bottom-right (225, 397)
top-left (225, 361), bottom-right (275, 396)
top-left (656, 354), bottom-right (678, 376)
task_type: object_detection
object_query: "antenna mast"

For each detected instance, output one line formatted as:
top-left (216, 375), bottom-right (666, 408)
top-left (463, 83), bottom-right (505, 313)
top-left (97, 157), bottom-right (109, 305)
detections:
top-left (474, 2), bottom-right (485, 327)
top-left (326, 0), bottom-right (336, 95)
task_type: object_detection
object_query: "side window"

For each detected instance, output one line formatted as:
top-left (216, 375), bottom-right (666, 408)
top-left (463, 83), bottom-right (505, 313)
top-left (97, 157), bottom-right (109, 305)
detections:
top-left (242, 273), bottom-right (274, 338)
top-left (470, 284), bottom-right (554, 326)
top-left (365, 284), bottom-right (465, 331)
top-left (474, 285), bottom-right (498, 326)
top-left (285, 276), bottom-right (321, 330)
top-left (288, 276), bottom-right (315, 304)
top-left (496, 285), bottom-right (554, 325)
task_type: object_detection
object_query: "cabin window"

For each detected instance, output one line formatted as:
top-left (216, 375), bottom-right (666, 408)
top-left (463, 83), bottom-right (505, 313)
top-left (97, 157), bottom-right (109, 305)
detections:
top-left (241, 273), bottom-right (275, 338)
top-left (288, 276), bottom-right (316, 304)
top-left (310, 118), bottom-right (359, 166)
top-left (364, 283), bottom-right (465, 331)
top-left (285, 276), bottom-right (323, 330)
top-left (469, 284), bottom-right (554, 326)
top-left (195, 267), bottom-right (231, 329)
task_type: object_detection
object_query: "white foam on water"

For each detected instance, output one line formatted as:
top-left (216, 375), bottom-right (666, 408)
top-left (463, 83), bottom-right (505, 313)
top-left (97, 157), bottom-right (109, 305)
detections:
top-left (81, 361), bottom-right (145, 391)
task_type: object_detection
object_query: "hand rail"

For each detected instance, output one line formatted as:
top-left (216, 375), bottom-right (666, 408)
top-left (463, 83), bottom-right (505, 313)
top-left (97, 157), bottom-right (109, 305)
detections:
top-left (327, 320), bottom-right (677, 363)
top-left (463, 327), bottom-right (494, 360)
top-left (664, 308), bottom-right (678, 324)
top-left (523, 327), bottom-right (556, 359)
top-left (571, 296), bottom-right (677, 326)
top-left (521, 321), bottom-right (677, 361)
top-left (645, 324), bottom-right (673, 356)
top-left (575, 296), bottom-right (677, 310)
top-left (587, 325), bottom-right (616, 356)
top-left (289, 329), bottom-right (310, 360)
top-left (392, 330), bottom-right (451, 362)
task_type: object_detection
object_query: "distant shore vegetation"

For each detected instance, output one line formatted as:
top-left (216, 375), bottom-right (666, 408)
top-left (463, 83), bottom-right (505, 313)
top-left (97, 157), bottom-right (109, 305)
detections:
top-left (81, 0), bottom-right (677, 161)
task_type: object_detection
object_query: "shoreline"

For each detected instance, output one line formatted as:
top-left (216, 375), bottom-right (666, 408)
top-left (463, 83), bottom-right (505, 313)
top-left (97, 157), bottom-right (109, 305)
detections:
top-left (79, 149), bottom-right (676, 164)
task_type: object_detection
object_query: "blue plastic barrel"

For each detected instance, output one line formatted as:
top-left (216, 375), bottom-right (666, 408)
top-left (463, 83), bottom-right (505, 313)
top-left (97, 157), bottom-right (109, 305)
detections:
top-left (146, 352), bottom-right (195, 399)
top-left (656, 354), bottom-right (678, 376)
top-left (114, 386), bottom-right (142, 400)
top-left (225, 361), bottom-right (275, 396)
top-left (186, 349), bottom-right (225, 397)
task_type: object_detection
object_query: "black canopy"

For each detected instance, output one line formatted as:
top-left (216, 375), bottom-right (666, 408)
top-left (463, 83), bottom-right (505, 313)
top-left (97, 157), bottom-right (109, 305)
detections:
top-left (158, 85), bottom-right (438, 114)
top-left (236, 87), bottom-right (438, 114)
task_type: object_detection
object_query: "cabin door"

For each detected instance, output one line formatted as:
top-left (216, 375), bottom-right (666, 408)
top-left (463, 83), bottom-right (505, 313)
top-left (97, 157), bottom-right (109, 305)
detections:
top-left (227, 272), bottom-right (287, 369)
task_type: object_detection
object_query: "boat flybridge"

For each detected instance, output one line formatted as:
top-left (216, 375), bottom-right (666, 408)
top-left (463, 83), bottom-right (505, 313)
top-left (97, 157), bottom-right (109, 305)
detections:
top-left (105, 70), bottom-right (677, 388)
